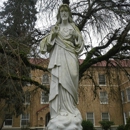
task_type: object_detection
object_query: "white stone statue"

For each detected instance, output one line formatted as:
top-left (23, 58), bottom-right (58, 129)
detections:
top-left (40, 4), bottom-right (84, 130)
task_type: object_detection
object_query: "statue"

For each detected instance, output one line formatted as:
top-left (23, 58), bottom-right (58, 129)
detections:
top-left (40, 4), bottom-right (84, 130)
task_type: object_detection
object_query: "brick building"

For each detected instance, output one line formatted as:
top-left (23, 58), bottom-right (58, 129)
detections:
top-left (1, 59), bottom-right (130, 130)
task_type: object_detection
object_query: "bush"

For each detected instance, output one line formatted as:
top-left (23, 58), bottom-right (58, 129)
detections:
top-left (82, 120), bottom-right (95, 130)
top-left (99, 120), bottom-right (114, 130)
top-left (125, 117), bottom-right (130, 130)
top-left (21, 126), bottom-right (30, 130)
top-left (116, 117), bottom-right (130, 130)
top-left (116, 125), bottom-right (125, 130)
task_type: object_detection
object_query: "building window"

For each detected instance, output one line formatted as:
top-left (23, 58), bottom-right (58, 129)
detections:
top-left (98, 74), bottom-right (106, 85)
top-left (26, 73), bottom-right (32, 86)
top-left (4, 114), bottom-right (12, 127)
top-left (21, 114), bottom-right (29, 127)
top-left (102, 113), bottom-right (109, 121)
top-left (100, 92), bottom-right (108, 104)
top-left (42, 74), bottom-right (49, 84)
top-left (124, 112), bottom-right (128, 125)
top-left (126, 88), bottom-right (130, 102)
top-left (86, 112), bottom-right (94, 125)
top-left (24, 92), bottom-right (30, 105)
top-left (41, 92), bottom-right (49, 104)
top-left (121, 91), bottom-right (126, 103)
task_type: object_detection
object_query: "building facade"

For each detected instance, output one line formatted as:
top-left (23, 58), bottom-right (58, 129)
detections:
top-left (1, 59), bottom-right (130, 130)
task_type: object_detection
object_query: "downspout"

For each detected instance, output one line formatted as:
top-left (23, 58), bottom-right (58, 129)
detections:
top-left (117, 69), bottom-right (125, 125)
top-left (36, 112), bottom-right (38, 127)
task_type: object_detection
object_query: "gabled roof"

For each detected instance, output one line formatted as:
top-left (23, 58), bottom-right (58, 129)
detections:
top-left (29, 58), bottom-right (49, 65)
top-left (29, 58), bottom-right (130, 67)
top-left (92, 60), bottom-right (130, 67)
top-left (79, 59), bottom-right (130, 67)
top-left (36, 104), bottom-right (49, 114)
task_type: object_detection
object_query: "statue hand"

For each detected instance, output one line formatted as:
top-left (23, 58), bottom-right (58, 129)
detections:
top-left (52, 25), bottom-right (59, 38)
top-left (69, 29), bottom-right (78, 40)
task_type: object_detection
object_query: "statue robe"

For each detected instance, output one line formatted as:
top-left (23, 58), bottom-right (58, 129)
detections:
top-left (40, 23), bottom-right (84, 118)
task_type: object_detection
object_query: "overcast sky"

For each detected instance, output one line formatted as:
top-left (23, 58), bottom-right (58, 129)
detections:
top-left (0, 0), bottom-right (6, 6)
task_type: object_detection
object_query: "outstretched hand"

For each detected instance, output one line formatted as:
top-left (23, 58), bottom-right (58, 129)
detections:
top-left (69, 29), bottom-right (78, 40)
top-left (52, 25), bottom-right (59, 38)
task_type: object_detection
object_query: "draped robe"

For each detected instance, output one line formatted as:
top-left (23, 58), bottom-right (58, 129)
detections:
top-left (40, 23), bottom-right (84, 118)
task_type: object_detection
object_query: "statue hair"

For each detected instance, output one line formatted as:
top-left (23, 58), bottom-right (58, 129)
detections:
top-left (56, 4), bottom-right (74, 25)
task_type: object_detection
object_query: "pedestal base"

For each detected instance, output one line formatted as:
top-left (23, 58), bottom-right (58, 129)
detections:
top-left (46, 113), bottom-right (82, 130)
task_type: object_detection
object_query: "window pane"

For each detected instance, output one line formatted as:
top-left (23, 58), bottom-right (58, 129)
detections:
top-left (87, 113), bottom-right (93, 118)
top-left (102, 113), bottom-right (108, 118)
top-left (127, 88), bottom-right (130, 101)
top-left (87, 113), bottom-right (94, 124)
top-left (4, 114), bottom-right (12, 126)
top-left (124, 112), bottom-right (127, 125)
top-left (5, 120), bottom-right (12, 126)
top-left (102, 113), bottom-right (109, 121)
top-left (5, 114), bottom-right (12, 119)
top-left (99, 74), bottom-right (105, 85)
top-left (121, 91), bottom-right (125, 103)
top-left (100, 92), bottom-right (108, 104)
top-left (26, 94), bottom-right (30, 103)
top-left (41, 92), bottom-right (49, 103)
top-left (24, 92), bottom-right (30, 104)
top-left (21, 114), bottom-right (29, 126)
top-left (21, 120), bottom-right (29, 125)
top-left (22, 114), bottom-right (29, 119)
top-left (42, 74), bottom-right (49, 84)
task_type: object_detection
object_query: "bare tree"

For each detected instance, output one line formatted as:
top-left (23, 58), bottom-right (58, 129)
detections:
top-left (0, 0), bottom-right (130, 126)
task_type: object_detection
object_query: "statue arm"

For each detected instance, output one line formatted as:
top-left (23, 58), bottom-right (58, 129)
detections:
top-left (40, 25), bottom-right (60, 54)
top-left (40, 33), bottom-right (55, 54)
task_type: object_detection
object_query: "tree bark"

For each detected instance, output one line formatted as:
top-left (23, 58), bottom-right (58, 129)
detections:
top-left (63, 0), bottom-right (70, 5)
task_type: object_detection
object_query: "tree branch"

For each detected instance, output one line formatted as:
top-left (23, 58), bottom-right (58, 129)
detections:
top-left (0, 74), bottom-right (49, 93)
top-left (79, 22), bottom-right (130, 79)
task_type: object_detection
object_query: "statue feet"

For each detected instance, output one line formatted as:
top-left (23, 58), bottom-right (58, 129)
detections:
top-left (60, 110), bottom-right (68, 116)
top-left (47, 110), bottom-right (82, 130)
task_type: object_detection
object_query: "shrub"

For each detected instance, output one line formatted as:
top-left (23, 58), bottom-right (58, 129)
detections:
top-left (99, 120), bottom-right (114, 130)
top-left (116, 125), bottom-right (125, 130)
top-left (82, 120), bottom-right (95, 130)
top-left (125, 117), bottom-right (130, 130)
top-left (21, 125), bottom-right (30, 130)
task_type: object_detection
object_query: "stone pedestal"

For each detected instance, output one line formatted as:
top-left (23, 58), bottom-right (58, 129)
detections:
top-left (47, 113), bottom-right (82, 130)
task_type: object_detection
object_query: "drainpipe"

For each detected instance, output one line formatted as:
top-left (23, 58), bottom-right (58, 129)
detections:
top-left (36, 112), bottom-right (38, 127)
top-left (117, 70), bottom-right (125, 125)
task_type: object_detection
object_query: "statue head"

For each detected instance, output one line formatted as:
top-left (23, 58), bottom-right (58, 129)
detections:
top-left (56, 4), bottom-right (73, 24)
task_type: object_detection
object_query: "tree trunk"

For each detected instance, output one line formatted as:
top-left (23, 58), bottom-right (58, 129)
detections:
top-left (0, 112), bottom-right (5, 130)
top-left (63, 0), bottom-right (70, 5)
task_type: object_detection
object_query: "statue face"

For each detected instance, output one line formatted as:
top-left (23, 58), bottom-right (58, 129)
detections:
top-left (60, 6), bottom-right (69, 21)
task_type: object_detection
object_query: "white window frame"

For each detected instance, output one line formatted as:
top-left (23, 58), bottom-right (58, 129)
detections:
top-left (98, 74), bottom-right (106, 86)
top-left (86, 112), bottom-right (95, 125)
top-left (126, 87), bottom-right (130, 102)
top-left (100, 91), bottom-right (108, 104)
top-left (121, 90), bottom-right (126, 103)
top-left (4, 114), bottom-right (13, 127)
top-left (124, 112), bottom-right (127, 125)
top-left (42, 74), bottom-right (49, 84)
top-left (21, 113), bottom-right (30, 127)
top-left (24, 92), bottom-right (30, 105)
top-left (41, 91), bottom-right (49, 104)
top-left (102, 112), bottom-right (110, 121)
top-left (26, 73), bottom-right (32, 86)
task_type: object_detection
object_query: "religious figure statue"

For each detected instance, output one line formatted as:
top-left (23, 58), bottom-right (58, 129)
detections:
top-left (40, 4), bottom-right (84, 130)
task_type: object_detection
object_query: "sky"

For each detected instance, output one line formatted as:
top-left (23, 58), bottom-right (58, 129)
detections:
top-left (0, 0), bottom-right (6, 6)
top-left (0, 0), bottom-right (99, 59)
top-left (0, 0), bottom-right (122, 59)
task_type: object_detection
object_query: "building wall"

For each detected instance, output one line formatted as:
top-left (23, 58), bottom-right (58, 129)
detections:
top-left (78, 67), bottom-right (125, 128)
top-left (2, 61), bottom-right (130, 130)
